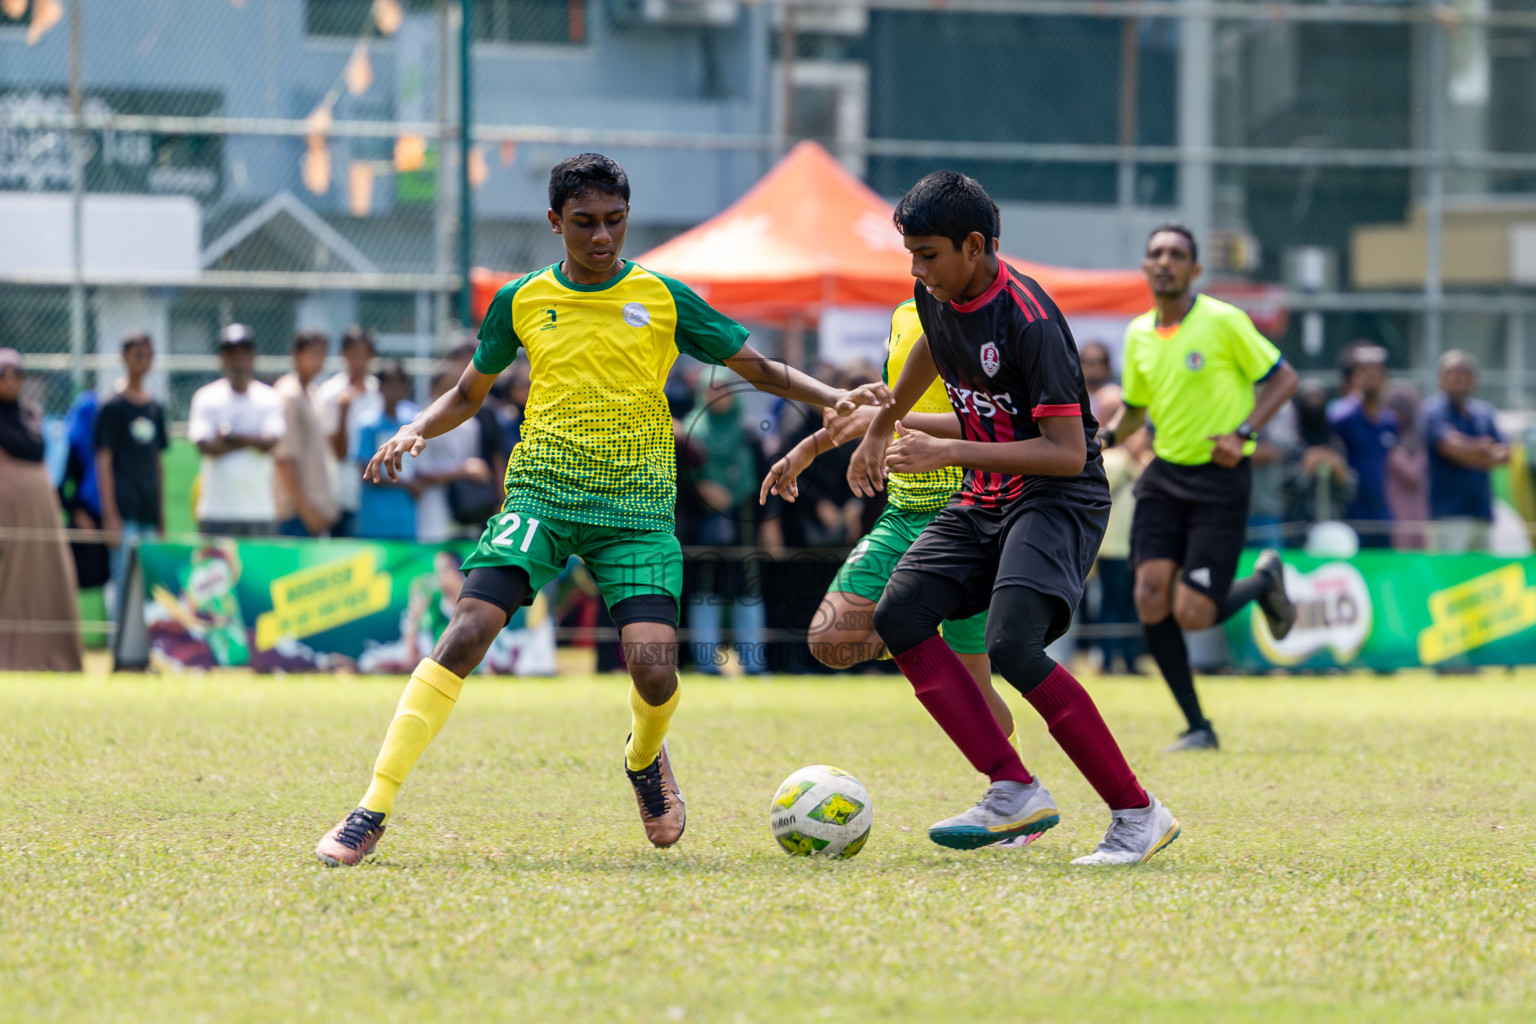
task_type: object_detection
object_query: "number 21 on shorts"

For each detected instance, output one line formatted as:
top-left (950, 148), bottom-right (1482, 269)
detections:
top-left (493, 513), bottom-right (541, 552)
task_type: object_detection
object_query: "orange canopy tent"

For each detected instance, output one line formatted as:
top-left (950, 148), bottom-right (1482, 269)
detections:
top-left (470, 141), bottom-right (1150, 324)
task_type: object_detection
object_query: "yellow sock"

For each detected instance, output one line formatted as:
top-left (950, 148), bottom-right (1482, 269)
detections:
top-left (1006, 728), bottom-right (1021, 757)
top-left (360, 659), bottom-right (464, 816)
top-left (625, 683), bottom-right (680, 772)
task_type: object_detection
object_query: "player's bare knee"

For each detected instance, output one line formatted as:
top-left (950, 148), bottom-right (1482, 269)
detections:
top-left (1172, 607), bottom-right (1214, 631)
top-left (1133, 567), bottom-right (1172, 622)
top-left (808, 642), bottom-right (853, 670)
top-left (809, 633), bottom-right (875, 670)
top-left (1135, 586), bottom-right (1170, 624)
top-left (431, 602), bottom-right (504, 677)
top-left (629, 659), bottom-right (676, 703)
top-left (1173, 589), bottom-right (1217, 631)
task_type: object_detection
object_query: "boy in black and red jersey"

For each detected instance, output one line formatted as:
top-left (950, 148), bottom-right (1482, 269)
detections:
top-left (848, 171), bottom-right (1179, 865)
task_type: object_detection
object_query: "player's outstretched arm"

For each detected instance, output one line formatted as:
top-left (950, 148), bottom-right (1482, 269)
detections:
top-left (763, 403), bottom-right (886, 504)
top-left (821, 403), bottom-right (959, 445)
top-left (725, 345), bottom-right (890, 411)
top-left (760, 434), bottom-right (822, 505)
top-left (898, 412), bottom-right (963, 439)
top-left (779, 396), bottom-right (961, 505)
top-left (365, 363), bottom-right (497, 483)
top-left (829, 405), bottom-right (964, 448)
top-left (847, 335), bottom-right (944, 496)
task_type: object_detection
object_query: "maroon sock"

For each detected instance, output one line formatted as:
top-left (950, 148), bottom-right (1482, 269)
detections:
top-left (1025, 664), bottom-right (1148, 809)
top-left (893, 636), bottom-right (1032, 785)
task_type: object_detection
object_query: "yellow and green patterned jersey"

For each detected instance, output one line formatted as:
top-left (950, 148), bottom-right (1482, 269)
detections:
top-left (883, 299), bottom-right (963, 512)
top-left (474, 260), bottom-right (749, 530)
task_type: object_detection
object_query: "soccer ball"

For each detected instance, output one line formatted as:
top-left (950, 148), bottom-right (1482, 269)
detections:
top-left (769, 764), bottom-right (874, 859)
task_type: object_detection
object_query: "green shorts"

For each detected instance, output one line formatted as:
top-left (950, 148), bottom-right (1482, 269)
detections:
top-left (460, 510), bottom-right (682, 618)
top-left (828, 505), bottom-right (989, 655)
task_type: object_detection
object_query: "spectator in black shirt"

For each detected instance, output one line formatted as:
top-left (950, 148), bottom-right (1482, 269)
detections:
top-left (95, 331), bottom-right (168, 618)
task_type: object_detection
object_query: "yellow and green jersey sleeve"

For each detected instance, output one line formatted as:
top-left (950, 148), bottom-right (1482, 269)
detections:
top-left (474, 260), bottom-right (749, 530)
top-left (882, 300), bottom-right (963, 512)
top-left (1120, 294), bottom-right (1282, 466)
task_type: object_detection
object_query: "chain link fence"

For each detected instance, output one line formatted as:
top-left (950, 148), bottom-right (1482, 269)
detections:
top-left (2, 0), bottom-right (1536, 419)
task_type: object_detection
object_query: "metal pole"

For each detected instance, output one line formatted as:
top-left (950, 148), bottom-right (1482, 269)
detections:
top-left (1424, 8), bottom-right (1447, 370)
top-left (458, 0), bottom-right (473, 327)
top-left (68, 0), bottom-right (86, 391)
top-left (1177, 0), bottom-right (1213, 249)
top-left (778, 0), bottom-right (796, 155)
top-left (434, 0), bottom-right (454, 388)
top-left (1508, 312), bottom-right (1526, 411)
top-left (1117, 3), bottom-right (1141, 257)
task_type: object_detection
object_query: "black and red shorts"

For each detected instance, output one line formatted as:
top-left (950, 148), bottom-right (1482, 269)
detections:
top-left (892, 496), bottom-right (1110, 646)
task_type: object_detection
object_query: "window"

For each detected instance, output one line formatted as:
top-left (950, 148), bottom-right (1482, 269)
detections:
top-left (774, 61), bottom-right (868, 176)
top-left (307, 0), bottom-right (436, 38)
top-left (307, 0), bottom-right (585, 44)
top-left (474, 0), bottom-right (586, 45)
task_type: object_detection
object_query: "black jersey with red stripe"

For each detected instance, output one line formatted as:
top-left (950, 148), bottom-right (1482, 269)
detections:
top-left (912, 260), bottom-right (1109, 509)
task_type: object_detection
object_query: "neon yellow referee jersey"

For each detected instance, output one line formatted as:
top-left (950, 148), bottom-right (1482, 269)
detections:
top-left (883, 299), bottom-right (963, 512)
top-left (474, 260), bottom-right (748, 531)
top-left (1120, 294), bottom-right (1282, 466)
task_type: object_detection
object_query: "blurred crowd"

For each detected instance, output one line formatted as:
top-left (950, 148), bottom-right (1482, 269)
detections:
top-left (3, 323), bottom-right (1535, 674)
top-left (1246, 343), bottom-right (1527, 555)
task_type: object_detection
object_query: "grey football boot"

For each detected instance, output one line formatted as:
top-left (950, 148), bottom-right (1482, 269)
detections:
top-left (928, 778), bottom-right (1059, 850)
top-left (1071, 794), bottom-right (1181, 866)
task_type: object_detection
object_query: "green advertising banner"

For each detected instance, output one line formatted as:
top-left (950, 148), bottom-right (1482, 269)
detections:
top-left (137, 539), bottom-right (555, 675)
top-left (1223, 551), bottom-right (1536, 672)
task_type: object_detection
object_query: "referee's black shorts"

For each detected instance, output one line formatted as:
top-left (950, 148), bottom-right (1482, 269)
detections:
top-left (1130, 456), bottom-right (1251, 602)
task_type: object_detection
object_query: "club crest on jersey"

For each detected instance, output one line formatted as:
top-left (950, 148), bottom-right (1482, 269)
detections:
top-left (1186, 351), bottom-right (1205, 371)
top-left (622, 302), bottom-right (651, 328)
top-left (980, 341), bottom-right (1001, 377)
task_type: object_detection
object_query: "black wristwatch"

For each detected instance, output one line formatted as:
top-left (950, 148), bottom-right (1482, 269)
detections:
top-left (1235, 421), bottom-right (1258, 441)
top-left (1098, 428), bottom-right (1117, 450)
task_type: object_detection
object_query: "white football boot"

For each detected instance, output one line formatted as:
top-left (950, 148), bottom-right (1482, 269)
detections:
top-left (1071, 793), bottom-right (1180, 866)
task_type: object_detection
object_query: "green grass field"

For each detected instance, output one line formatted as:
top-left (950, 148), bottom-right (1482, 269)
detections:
top-left (3, 667), bottom-right (1535, 1023)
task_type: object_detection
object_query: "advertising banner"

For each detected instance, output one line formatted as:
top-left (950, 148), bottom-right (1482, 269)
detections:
top-left (137, 539), bottom-right (555, 675)
top-left (1224, 551), bottom-right (1536, 671)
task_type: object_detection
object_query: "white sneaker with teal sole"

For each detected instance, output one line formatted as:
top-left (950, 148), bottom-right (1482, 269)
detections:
top-left (1071, 794), bottom-right (1180, 865)
top-left (928, 778), bottom-right (1059, 850)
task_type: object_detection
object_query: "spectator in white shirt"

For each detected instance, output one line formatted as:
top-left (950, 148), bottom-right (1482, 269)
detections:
top-left (186, 324), bottom-right (285, 536)
top-left (318, 325), bottom-right (379, 538)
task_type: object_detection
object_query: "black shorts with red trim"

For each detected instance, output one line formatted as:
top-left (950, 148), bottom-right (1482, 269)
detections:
top-left (891, 496), bottom-right (1110, 645)
top-left (1129, 456), bottom-right (1252, 601)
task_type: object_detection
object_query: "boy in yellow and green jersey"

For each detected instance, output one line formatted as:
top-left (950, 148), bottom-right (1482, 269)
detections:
top-left (317, 153), bottom-right (876, 866)
top-left (1099, 224), bottom-right (1298, 752)
top-left (761, 301), bottom-right (1034, 849)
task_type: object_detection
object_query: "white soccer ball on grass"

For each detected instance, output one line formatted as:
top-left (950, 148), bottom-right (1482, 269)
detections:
top-left (769, 764), bottom-right (873, 859)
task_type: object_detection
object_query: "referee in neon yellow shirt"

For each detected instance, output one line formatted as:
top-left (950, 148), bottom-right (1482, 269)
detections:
top-left (1098, 226), bottom-right (1299, 751)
